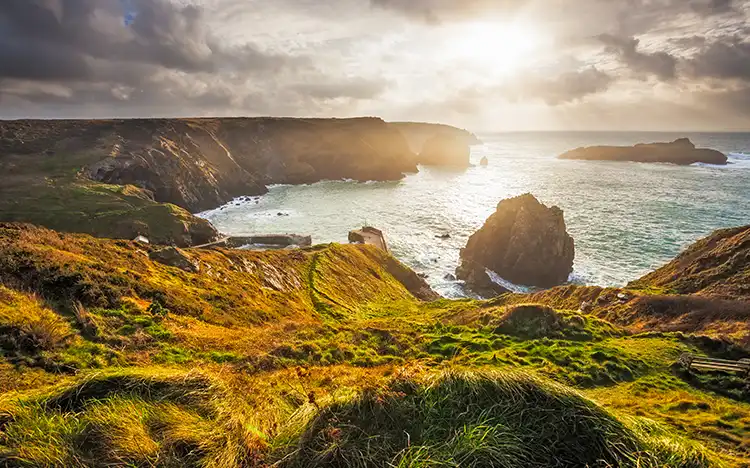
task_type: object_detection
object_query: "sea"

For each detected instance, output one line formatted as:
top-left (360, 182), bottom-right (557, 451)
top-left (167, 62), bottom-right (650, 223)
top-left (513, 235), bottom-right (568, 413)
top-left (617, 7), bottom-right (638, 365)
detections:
top-left (199, 132), bottom-right (750, 298)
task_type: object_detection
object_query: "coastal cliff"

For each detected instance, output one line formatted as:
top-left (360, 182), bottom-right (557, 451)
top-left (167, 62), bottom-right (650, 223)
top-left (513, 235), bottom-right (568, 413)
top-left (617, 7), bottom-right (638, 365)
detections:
top-left (389, 121), bottom-right (482, 154)
top-left (0, 117), bottom-right (469, 244)
top-left (559, 138), bottom-right (727, 165)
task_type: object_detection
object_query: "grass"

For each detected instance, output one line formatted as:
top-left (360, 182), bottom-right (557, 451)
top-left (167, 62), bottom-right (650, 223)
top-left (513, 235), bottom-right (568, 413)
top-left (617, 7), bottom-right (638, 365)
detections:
top-left (0, 226), bottom-right (747, 466)
top-left (276, 370), bottom-right (713, 467)
top-left (0, 368), bottom-right (265, 467)
top-left (0, 155), bottom-right (217, 246)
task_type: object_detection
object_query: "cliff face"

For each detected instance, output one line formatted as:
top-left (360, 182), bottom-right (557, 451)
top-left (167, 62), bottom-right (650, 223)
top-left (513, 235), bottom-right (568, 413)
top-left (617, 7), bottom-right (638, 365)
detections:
top-left (0, 117), bottom-right (448, 244)
top-left (559, 138), bottom-right (727, 165)
top-left (630, 225), bottom-right (750, 300)
top-left (389, 122), bottom-right (482, 155)
top-left (1, 117), bottom-right (418, 213)
top-left (419, 134), bottom-right (471, 167)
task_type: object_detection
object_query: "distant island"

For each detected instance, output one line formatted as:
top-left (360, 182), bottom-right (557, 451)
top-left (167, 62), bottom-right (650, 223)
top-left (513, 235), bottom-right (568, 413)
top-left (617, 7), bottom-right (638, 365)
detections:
top-left (559, 138), bottom-right (727, 165)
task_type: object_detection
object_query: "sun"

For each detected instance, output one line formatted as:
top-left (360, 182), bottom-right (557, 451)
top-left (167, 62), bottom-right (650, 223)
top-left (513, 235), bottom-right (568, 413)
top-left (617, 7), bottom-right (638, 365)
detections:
top-left (446, 20), bottom-right (544, 75)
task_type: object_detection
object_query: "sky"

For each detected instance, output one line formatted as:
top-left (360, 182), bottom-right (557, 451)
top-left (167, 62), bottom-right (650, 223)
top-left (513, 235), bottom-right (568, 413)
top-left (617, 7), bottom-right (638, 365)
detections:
top-left (1, 0), bottom-right (750, 131)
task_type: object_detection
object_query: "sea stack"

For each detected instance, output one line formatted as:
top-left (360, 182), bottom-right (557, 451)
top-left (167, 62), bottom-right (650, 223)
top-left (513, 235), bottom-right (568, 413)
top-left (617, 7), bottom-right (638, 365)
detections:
top-left (457, 194), bottom-right (575, 295)
top-left (559, 138), bottom-right (727, 165)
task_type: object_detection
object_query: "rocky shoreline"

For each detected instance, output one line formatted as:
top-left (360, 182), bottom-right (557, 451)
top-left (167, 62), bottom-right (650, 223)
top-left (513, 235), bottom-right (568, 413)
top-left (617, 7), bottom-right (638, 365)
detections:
top-left (0, 117), bottom-right (478, 245)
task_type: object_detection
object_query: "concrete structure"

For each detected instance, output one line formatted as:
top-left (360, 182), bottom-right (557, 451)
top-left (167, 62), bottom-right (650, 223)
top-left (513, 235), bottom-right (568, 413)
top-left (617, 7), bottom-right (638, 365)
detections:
top-left (349, 226), bottom-right (389, 252)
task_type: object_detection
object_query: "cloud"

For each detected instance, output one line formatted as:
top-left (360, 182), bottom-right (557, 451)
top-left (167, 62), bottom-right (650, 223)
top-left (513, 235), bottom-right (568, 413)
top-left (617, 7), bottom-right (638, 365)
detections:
top-left (689, 0), bottom-right (737, 15)
top-left (686, 36), bottom-right (750, 81)
top-left (368, 0), bottom-right (523, 23)
top-left (294, 78), bottom-right (389, 100)
top-left (599, 34), bottom-right (678, 81)
top-left (1, 0), bottom-right (750, 128)
top-left (512, 67), bottom-right (614, 105)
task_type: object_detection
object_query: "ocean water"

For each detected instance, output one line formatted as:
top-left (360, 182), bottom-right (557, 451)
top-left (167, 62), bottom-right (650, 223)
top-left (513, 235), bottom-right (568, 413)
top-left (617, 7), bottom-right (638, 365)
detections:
top-left (199, 132), bottom-right (750, 298)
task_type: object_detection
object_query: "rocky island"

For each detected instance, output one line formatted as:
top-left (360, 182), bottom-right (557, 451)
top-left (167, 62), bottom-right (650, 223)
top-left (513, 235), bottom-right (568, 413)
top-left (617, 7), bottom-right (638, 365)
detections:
top-left (559, 138), bottom-right (728, 165)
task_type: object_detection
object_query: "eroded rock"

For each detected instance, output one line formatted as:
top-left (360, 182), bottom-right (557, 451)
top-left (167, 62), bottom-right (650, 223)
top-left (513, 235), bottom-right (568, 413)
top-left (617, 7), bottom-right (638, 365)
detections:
top-left (149, 247), bottom-right (199, 273)
top-left (457, 194), bottom-right (574, 293)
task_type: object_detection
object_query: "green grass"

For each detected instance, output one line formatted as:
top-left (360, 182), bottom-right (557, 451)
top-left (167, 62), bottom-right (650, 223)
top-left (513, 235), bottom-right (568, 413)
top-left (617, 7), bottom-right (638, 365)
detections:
top-left (275, 370), bottom-right (714, 468)
top-left (0, 227), bottom-right (747, 466)
top-left (0, 176), bottom-right (216, 247)
top-left (0, 369), bottom-right (265, 467)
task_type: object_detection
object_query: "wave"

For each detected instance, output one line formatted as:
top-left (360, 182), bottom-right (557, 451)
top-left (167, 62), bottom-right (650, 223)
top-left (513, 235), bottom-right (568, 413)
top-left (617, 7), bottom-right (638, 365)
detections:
top-left (692, 152), bottom-right (750, 169)
top-left (485, 270), bottom-right (533, 294)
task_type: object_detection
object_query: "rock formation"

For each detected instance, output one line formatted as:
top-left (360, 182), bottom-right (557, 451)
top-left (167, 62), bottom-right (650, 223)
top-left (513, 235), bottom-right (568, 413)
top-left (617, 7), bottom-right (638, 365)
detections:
top-left (0, 118), bottom-right (472, 246)
top-left (389, 122), bottom-right (482, 154)
top-left (630, 225), bottom-right (750, 300)
top-left (149, 246), bottom-right (199, 273)
top-left (457, 194), bottom-right (575, 294)
top-left (559, 138), bottom-right (727, 165)
top-left (226, 234), bottom-right (312, 248)
top-left (418, 133), bottom-right (471, 167)
top-left (455, 262), bottom-right (510, 297)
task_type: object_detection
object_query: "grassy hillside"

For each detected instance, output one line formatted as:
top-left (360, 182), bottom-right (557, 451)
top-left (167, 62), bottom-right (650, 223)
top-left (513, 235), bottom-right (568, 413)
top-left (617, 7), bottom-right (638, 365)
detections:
top-left (631, 225), bottom-right (750, 300)
top-left (0, 140), bottom-right (218, 246)
top-left (0, 224), bottom-right (747, 467)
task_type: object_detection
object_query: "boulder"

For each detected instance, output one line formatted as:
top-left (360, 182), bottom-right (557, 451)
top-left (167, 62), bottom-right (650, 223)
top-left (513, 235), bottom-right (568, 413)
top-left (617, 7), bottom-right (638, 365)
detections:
top-left (418, 134), bottom-right (471, 167)
top-left (149, 247), bottom-right (199, 273)
top-left (457, 194), bottom-right (574, 291)
top-left (456, 261), bottom-right (510, 297)
top-left (559, 138), bottom-right (727, 165)
top-left (480, 156), bottom-right (489, 166)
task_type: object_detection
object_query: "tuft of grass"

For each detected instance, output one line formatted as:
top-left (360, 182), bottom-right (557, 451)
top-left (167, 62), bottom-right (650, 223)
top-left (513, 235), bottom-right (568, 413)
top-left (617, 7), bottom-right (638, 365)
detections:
top-left (0, 368), bottom-right (266, 467)
top-left (0, 286), bottom-right (73, 355)
top-left (276, 369), bottom-right (714, 467)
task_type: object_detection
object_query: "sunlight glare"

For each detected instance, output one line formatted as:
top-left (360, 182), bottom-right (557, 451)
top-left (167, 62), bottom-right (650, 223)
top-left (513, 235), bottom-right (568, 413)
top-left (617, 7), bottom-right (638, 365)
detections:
top-left (448, 21), bottom-right (544, 76)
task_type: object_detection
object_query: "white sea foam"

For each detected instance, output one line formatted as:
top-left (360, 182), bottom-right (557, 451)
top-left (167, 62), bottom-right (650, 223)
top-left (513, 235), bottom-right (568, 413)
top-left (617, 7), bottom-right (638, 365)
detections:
top-left (485, 270), bottom-right (533, 294)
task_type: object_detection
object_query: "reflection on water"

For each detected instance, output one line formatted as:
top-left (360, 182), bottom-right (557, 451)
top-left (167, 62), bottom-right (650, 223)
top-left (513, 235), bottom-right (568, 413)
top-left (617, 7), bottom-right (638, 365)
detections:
top-left (200, 132), bottom-right (750, 297)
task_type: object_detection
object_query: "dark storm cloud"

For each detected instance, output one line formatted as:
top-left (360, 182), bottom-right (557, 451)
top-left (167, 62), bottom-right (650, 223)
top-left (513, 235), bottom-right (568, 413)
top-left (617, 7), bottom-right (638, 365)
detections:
top-left (0, 39), bottom-right (91, 81)
top-left (689, 0), bottom-right (736, 15)
top-left (599, 34), bottom-right (678, 81)
top-left (0, 0), bottom-right (293, 79)
top-left (0, 0), bottom-right (337, 117)
top-left (686, 36), bottom-right (750, 81)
